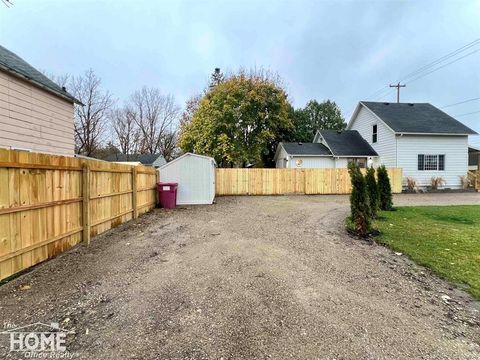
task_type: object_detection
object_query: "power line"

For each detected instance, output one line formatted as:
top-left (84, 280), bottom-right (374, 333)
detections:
top-left (406, 49), bottom-right (480, 84)
top-left (365, 38), bottom-right (480, 100)
top-left (454, 109), bottom-right (480, 117)
top-left (441, 97), bottom-right (480, 109)
top-left (400, 39), bottom-right (480, 82)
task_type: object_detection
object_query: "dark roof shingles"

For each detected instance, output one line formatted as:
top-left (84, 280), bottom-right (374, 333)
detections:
top-left (319, 130), bottom-right (378, 156)
top-left (104, 153), bottom-right (163, 165)
top-left (361, 101), bottom-right (477, 135)
top-left (0, 45), bottom-right (80, 104)
top-left (281, 142), bottom-right (332, 156)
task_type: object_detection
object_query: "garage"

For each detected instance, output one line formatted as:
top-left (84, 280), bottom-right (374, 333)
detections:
top-left (158, 153), bottom-right (216, 205)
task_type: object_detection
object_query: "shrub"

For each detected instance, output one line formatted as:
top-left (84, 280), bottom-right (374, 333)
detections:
top-left (459, 175), bottom-right (470, 190)
top-left (430, 176), bottom-right (446, 190)
top-left (348, 162), bottom-right (371, 237)
top-left (406, 177), bottom-right (418, 192)
top-left (377, 165), bottom-right (393, 210)
top-left (365, 167), bottom-right (379, 218)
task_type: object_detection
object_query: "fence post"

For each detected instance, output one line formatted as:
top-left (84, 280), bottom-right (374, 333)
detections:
top-left (132, 167), bottom-right (138, 219)
top-left (82, 164), bottom-right (91, 245)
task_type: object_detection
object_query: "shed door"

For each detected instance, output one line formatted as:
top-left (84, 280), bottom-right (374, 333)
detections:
top-left (176, 157), bottom-right (213, 205)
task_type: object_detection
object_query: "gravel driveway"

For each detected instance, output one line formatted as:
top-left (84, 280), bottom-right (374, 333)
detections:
top-left (1, 193), bottom-right (479, 359)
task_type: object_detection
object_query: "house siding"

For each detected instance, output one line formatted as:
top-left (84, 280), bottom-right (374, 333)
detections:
top-left (0, 70), bottom-right (75, 155)
top-left (288, 156), bottom-right (336, 168)
top-left (349, 106), bottom-right (396, 167)
top-left (397, 135), bottom-right (468, 189)
top-left (275, 146), bottom-right (289, 168)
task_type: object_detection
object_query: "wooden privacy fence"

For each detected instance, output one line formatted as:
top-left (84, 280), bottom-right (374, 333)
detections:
top-left (216, 168), bottom-right (403, 195)
top-left (0, 149), bottom-right (158, 281)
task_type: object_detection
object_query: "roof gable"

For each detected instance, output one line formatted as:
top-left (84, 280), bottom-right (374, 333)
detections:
top-left (0, 45), bottom-right (81, 104)
top-left (360, 101), bottom-right (477, 135)
top-left (318, 130), bottom-right (378, 157)
top-left (158, 152), bottom-right (216, 169)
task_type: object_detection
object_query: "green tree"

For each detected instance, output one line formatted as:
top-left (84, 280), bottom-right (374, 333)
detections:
top-left (377, 165), bottom-right (393, 210)
top-left (179, 71), bottom-right (293, 167)
top-left (348, 162), bottom-right (371, 237)
top-left (292, 100), bottom-right (346, 142)
top-left (290, 108), bottom-right (310, 142)
top-left (365, 167), bottom-right (379, 218)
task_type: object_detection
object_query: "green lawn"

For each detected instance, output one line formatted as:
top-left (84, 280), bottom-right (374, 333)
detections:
top-left (375, 206), bottom-right (480, 299)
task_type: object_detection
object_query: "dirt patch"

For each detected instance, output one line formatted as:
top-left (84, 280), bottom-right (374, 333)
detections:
top-left (0, 193), bottom-right (479, 359)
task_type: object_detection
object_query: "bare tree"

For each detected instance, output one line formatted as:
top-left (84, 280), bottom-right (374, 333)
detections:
top-left (180, 94), bottom-right (202, 126)
top-left (128, 86), bottom-right (180, 155)
top-left (70, 69), bottom-right (114, 156)
top-left (110, 107), bottom-right (140, 156)
top-left (158, 129), bottom-right (179, 161)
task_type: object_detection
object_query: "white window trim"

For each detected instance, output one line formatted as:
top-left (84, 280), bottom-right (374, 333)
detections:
top-left (372, 123), bottom-right (378, 143)
top-left (418, 154), bottom-right (446, 171)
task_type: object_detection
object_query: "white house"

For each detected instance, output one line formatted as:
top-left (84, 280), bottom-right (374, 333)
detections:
top-left (274, 130), bottom-right (378, 169)
top-left (348, 101), bottom-right (477, 188)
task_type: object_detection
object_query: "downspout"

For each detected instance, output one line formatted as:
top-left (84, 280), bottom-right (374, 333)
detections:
top-left (396, 133), bottom-right (403, 167)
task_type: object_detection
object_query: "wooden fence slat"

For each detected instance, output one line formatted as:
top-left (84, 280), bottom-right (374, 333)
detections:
top-left (0, 150), bottom-right (158, 282)
top-left (82, 165), bottom-right (91, 245)
top-left (132, 167), bottom-right (138, 219)
top-left (216, 168), bottom-right (403, 195)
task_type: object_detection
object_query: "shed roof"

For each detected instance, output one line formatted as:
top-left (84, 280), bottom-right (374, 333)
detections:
top-left (318, 130), bottom-right (378, 156)
top-left (0, 45), bottom-right (81, 104)
top-left (158, 153), bottom-right (216, 169)
top-left (281, 142), bottom-right (331, 156)
top-left (361, 101), bottom-right (477, 135)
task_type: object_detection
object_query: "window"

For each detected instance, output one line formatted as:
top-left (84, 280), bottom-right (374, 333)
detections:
top-left (348, 158), bottom-right (367, 168)
top-left (418, 154), bottom-right (445, 171)
top-left (372, 124), bottom-right (378, 143)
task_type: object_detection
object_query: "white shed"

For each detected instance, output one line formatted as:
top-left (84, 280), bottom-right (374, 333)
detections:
top-left (158, 153), bottom-right (216, 205)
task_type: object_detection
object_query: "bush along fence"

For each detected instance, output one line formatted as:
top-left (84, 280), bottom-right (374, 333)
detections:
top-left (215, 168), bottom-right (403, 196)
top-left (0, 148), bottom-right (158, 281)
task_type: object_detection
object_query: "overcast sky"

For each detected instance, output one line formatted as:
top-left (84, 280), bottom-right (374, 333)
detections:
top-left (1, 0), bottom-right (479, 145)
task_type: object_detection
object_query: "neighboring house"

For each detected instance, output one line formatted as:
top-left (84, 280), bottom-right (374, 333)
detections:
top-left (469, 146), bottom-right (479, 171)
top-left (0, 45), bottom-right (81, 155)
top-left (348, 102), bottom-right (477, 188)
top-left (274, 130), bottom-right (377, 168)
top-left (104, 153), bottom-right (167, 168)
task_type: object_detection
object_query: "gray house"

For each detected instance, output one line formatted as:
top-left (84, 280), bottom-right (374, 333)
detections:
top-left (105, 153), bottom-right (166, 168)
top-left (274, 130), bottom-right (377, 168)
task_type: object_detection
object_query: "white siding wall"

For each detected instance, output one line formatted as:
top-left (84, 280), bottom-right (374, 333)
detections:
top-left (159, 154), bottom-right (215, 205)
top-left (0, 70), bottom-right (75, 155)
top-left (349, 106), bottom-right (397, 167)
top-left (289, 156), bottom-right (336, 168)
top-left (397, 135), bottom-right (468, 189)
top-left (275, 146), bottom-right (288, 168)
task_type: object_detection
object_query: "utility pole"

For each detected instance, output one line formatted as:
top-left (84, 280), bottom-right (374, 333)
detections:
top-left (389, 82), bottom-right (406, 103)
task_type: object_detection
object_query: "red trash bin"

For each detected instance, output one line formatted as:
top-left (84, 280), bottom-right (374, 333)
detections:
top-left (157, 182), bottom-right (178, 209)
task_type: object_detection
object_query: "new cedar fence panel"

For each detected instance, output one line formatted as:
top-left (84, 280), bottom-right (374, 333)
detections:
top-left (215, 168), bottom-right (403, 196)
top-left (0, 148), bottom-right (158, 281)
